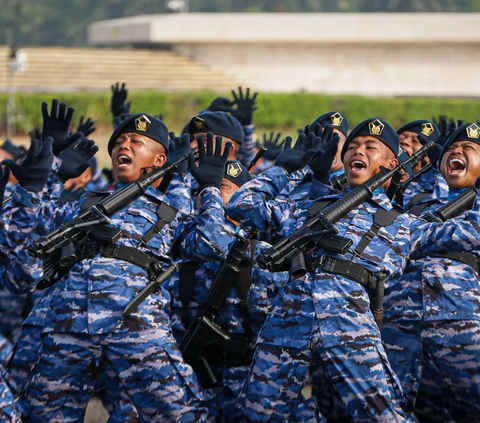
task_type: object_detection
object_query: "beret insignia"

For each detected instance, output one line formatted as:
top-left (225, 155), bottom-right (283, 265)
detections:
top-left (398, 146), bottom-right (405, 156)
top-left (421, 123), bottom-right (434, 137)
top-left (331, 113), bottom-right (343, 127)
top-left (369, 119), bottom-right (385, 136)
top-left (0, 136), bottom-right (6, 148)
top-left (135, 115), bottom-right (151, 132)
top-left (226, 162), bottom-right (242, 178)
top-left (466, 123), bottom-right (480, 139)
top-left (194, 116), bottom-right (206, 129)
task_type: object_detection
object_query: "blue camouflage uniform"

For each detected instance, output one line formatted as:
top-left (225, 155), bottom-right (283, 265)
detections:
top-left (7, 177), bottom-right (207, 423)
top-left (225, 165), bottom-right (421, 422)
top-left (402, 167), bottom-right (437, 211)
top-left (383, 171), bottom-right (480, 421)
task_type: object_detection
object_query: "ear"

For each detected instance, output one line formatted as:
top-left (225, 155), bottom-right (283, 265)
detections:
top-left (386, 157), bottom-right (398, 170)
top-left (153, 152), bottom-right (167, 168)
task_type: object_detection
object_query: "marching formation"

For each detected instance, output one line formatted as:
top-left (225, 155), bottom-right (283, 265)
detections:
top-left (0, 83), bottom-right (477, 422)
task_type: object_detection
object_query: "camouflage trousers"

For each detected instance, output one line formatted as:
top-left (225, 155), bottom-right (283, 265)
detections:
top-left (8, 325), bottom-right (141, 422)
top-left (383, 320), bottom-right (480, 423)
top-left (21, 329), bottom-right (208, 423)
top-left (238, 281), bottom-right (408, 423)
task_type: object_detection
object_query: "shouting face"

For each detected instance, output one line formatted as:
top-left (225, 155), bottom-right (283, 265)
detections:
top-left (440, 140), bottom-right (480, 190)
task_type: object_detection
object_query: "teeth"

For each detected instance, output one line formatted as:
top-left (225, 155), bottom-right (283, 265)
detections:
top-left (449, 158), bottom-right (466, 170)
top-left (450, 158), bottom-right (465, 165)
top-left (118, 155), bottom-right (131, 164)
top-left (352, 160), bottom-right (366, 168)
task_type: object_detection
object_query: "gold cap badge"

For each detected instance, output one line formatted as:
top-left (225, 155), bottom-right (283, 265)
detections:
top-left (194, 116), bottom-right (206, 129)
top-left (135, 115), bottom-right (151, 132)
top-left (226, 162), bottom-right (242, 178)
top-left (331, 113), bottom-right (343, 127)
top-left (466, 123), bottom-right (480, 139)
top-left (421, 123), bottom-right (434, 137)
top-left (369, 119), bottom-right (385, 136)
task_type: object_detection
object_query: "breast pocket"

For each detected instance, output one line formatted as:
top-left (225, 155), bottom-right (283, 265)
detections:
top-left (363, 222), bottom-right (401, 263)
top-left (123, 204), bottom-right (158, 240)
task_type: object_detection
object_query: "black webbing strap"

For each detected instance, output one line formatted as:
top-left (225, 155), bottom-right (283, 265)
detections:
top-left (157, 170), bottom-right (174, 194)
top-left (409, 200), bottom-right (438, 217)
top-left (233, 258), bottom-right (255, 341)
top-left (178, 261), bottom-right (198, 330)
top-left (140, 202), bottom-right (178, 245)
top-left (408, 192), bottom-right (434, 215)
top-left (307, 199), bottom-right (336, 216)
top-left (430, 251), bottom-right (480, 273)
top-left (354, 207), bottom-right (403, 257)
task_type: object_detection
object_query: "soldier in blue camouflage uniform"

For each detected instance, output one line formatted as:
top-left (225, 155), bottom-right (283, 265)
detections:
top-left (225, 118), bottom-right (451, 422)
top-left (5, 113), bottom-right (208, 422)
top-left (383, 122), bottom-right (480, 422)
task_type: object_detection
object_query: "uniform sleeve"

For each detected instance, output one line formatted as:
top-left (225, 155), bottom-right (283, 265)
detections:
top-left (166, 173), bottom-right (193, 216)
top-left (181, 187), bottom-right (236, 262)
top-left (309, 178), bottom-right (334, 199)
top-left (236, 124), bottom-right (256, 167)
top-left (225, 166), bottom-right (294, 232)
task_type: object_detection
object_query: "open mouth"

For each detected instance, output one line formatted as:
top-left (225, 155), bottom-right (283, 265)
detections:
top-left (349, 159), bottom-right (367, 174)
top-left (117, 154), bottom-right (132, 168)
top-left (448, 158), bottom-right (466, 175)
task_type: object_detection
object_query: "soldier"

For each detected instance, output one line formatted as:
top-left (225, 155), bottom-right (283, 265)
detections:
top-left (383, 122), bottom-right (480, 422)
top-left (4, 112), bottom-right (208, 422)
top-left (225, 117), bottom-right (448, 422)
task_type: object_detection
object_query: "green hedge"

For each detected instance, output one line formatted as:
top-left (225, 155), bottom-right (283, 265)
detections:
top-left (1, 91), bottom-right (480, 134)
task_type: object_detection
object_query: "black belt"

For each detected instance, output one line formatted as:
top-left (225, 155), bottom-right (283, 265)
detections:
top-left (431, 251), bottom-right (479, 273)
top-left (202, 346), bottom-right (255, 368)
top-left (305, 255), bottom-right (375, 290)
top-left (79, 243), bottom-right (168, 280)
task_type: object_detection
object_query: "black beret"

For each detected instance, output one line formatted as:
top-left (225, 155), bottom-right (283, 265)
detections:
top-left (108, 113), bottom-right (169, 157)
top-left (397, 120), bottom-right (440, 142)
top-left (0, 135), bottom-right (25, 160)
top-left (341, 118), bottom-right (401, 161)
top-left (224, 161), bottom-right (252, 187)
top-left (439, 122), bottom-right (480, 166)
top-left (188, 112), bottom-right (244, 145)
top-left (311, 111), bottom-right (349, 136)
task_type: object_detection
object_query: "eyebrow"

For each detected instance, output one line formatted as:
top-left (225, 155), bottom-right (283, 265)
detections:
top-left (350, 139), bottom-right (380, 146)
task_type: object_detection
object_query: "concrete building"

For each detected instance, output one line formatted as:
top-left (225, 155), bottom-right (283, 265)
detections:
top-left (88, 13), bottom-right (480, 97)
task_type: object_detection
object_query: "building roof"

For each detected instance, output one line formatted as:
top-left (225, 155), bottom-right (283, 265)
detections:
top-left (88, 12), bottom-right (480, 45)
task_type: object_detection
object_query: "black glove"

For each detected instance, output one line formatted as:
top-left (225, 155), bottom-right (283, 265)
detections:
top-left (58, 184), bottom-right (86, 204)
top-left (187, 132), bottom-right (232, 189)
top-left (28, 127), bottom-right (42, 141)
top-left (168, 131), bottom-right (176, 141)
top-left (307, 125), bottom-right (340, 184)
top-left (418, 134), bottom-right (442, 170)
top-left (42, 99), bottom-right (75, 156)
top-left (113, 113), bottom-right (131, 129)
top-left (230, 87), bottom-right (258, 126)
top-left (166, 134), bottom-right (190, 174)
top-left (207, 97), bottom-right (233, 113)
top-left (3, 138), bottom-right (54, 192)
top-left (76, 116), bottom-right (96, 137)
top-left (111, 82), bottom-right (131, 118)
top-left (274, 132), bottom-right (321, 174)
top-left (435, 117), bottom-right (453, 147)
top-left (57, 134), bottom-right (99, 183)
top-left (261, 132), bottom-right (284, 161)
top-left (0, 167), bottom-right (10, 215)
top-left (154, 113), bottom-right (164, 121)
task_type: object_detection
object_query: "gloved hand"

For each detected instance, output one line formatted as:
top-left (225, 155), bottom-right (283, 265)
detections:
top-left (57, 134), bottom-right (99, 183)
top-left (113, 113), bottom-right (131, 129)
top-left (435, 117), bottom-right (454, 147)
top-left (154, 113), bottom-right (164, 121)
top-left (418, 134), bottom-right (442, 169)
top-left (307, 125), bottom-right (340, 184)
top-left (3, 138), bottom-right (54, 192)
top-left (111, 82), bottom-right (131, 118)
top-left (166, 134), bottom-right (190, 174)
top-left (207, 97), bottom-right (233, 113)
top-left (0, 167), bottom-right (10, 216)
top-left (28, 127), bottom-right (42, 141)
top-left (58, 184), bottom-right (86, 204)
top-left (260, 131), bottom-right (284, 161)
top-left (76, 115), bottom-right (96, 137)
top-left (42, 99), bottom-right (75, 156)
top-left (230, 87), bottom-right (258, 126)
top-left (274, 132), bottom-right (321, 174)
top-left (187, 132), bottom-right (232, 189)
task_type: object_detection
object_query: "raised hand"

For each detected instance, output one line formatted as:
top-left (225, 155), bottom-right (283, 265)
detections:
top-left (307, 125), bottom-right (341, 184)
top-left (76, 116), bottom-right (96, 137)
top-left (57, 134), bottom-right (99, 183)
top-left (261, 131), bottom-right (284, 161)
top-left (42, 99), bottom-right (75, 156)
top-left (187, 132), bottom-right (232, 189)
top-left (58, 184), bottom-right (86, 204)
top-left (3, 138), bottom-right (54, 192)
top-left (230, 87), bottom-right (258, 126)
top-left (436, 117), bottom-right (454, 147)
top-left (111, 82), bottom-right (131, 118)
top-left (113, 113), bottom-right (131, 129)
top-left (274, 132), bottom-right (321, 174)
top-left (418, 134), bottom-right (442, 169)
top-left (207, 97), bottom-right (234, 113)
top-left (165, 134), bottom-right (190, 174)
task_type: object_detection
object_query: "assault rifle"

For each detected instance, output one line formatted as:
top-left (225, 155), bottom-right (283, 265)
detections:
top-left (421, 176), bottom-right (480, 223)
top-left (330, 172), bottom-right (348, 192)
top-left (257, 141), bottom-right (434, 278)
top-left (396, 163), bottom-right (433, 194)
top-left (179, 229), bottom-right (258, 386)
top-left (28, 150), bottom-right (194, 287)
